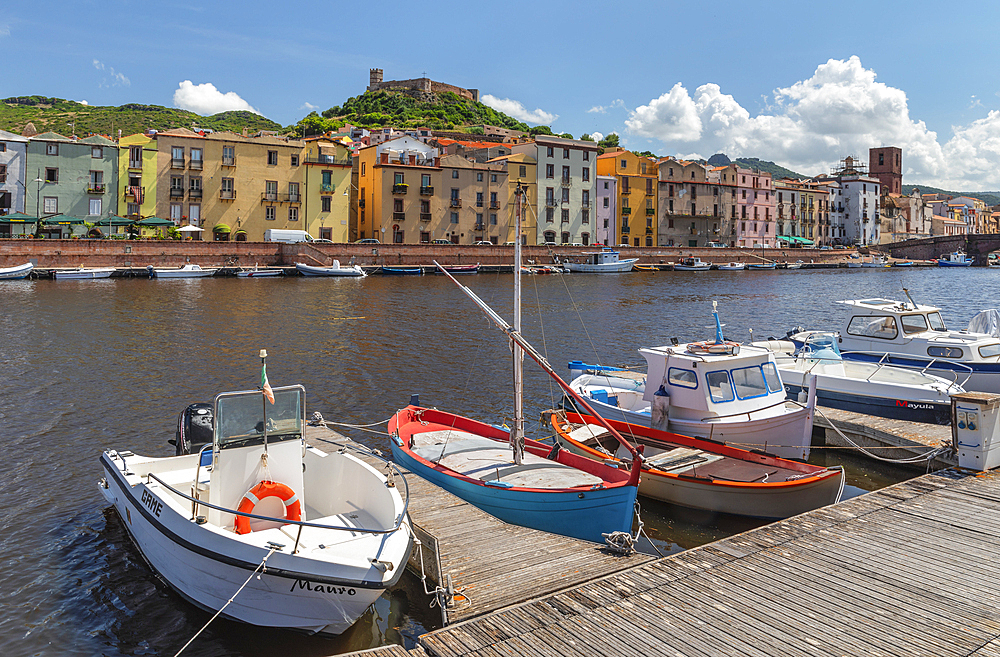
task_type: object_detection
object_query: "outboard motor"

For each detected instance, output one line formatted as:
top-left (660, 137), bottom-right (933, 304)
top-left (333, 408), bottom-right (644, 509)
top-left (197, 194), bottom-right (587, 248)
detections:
top-left (174, 403), bottom-right (214, 456)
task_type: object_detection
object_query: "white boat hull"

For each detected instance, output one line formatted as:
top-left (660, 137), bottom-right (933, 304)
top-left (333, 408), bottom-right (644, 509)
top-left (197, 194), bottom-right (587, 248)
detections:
top-left (54, 267), bottom-right (116, 279)
top-left (148, 265), bottom-right (218, 278)
top-left (674, 265), bottom-right (712, 271)
top-left (0, 262), bottom-right (33, 280)
top-left (237, 269), bottom-right (283, 278)
top-left (563, 258), bottom-right (638, 273)
top-left (295, 262), bottom-right (366, 277)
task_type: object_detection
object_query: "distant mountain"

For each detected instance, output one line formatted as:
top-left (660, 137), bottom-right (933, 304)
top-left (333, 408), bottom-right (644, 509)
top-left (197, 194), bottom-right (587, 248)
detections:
top-left (0, 96), bottom-right (281, 138)
top-left (733, 157), bottom-right (809, 180)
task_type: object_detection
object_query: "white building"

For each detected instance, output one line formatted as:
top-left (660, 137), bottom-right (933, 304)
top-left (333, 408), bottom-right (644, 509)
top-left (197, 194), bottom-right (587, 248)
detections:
top-left (0, 129), bottom-right (29, 215)
top-left (595, 175), bottom-right (616, 246)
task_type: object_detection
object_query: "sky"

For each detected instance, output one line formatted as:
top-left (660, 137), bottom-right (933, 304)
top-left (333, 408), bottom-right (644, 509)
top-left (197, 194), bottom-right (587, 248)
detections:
top-left (4, 0), bottom-right (1000, 191)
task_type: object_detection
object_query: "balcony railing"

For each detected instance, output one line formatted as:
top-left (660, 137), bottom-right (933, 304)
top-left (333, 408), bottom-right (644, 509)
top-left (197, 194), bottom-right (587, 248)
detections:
top-left (171, 158), bottom-right (186, 169)
top-left (621, 188), bottom-right (631, 195)
top-left (170, 187), bottom-right (185, 198)
top-left (124, 186), bottom-right (144, 199)
top-left (262, 192), bottom-right (279, 202)
top-left (321, 183), bottom-right (335, 193)
top-left (189, 159), bottom-right (203, 171)
top-left (449, 198), bottom-right (462, 208)
top-left (561, 176), bottom-right (572, 186)
top-left (86, 184), bottom-right (106, 194)
top-left (392, 184), bottom-right (408, 194)
top-left (220, 189), bottom-right (236, 200)
top-left (189, 188), bottom-right (203, 199)
top-left (128, 161), bottom-right (142, 170)
top-left (621, 207), bottom-right (632, 215)
top-left (286, 193), bottom-right (301, 203)
top-left (222, 156), bottom-right (236, 167)
top-left (489, 201), bottom-right (500, 209)
top-left (420, 213), bottom-right (431, 222)
top-left (645, 208), bottom-right (655, 215)
top-left (304, 155), bottom-right (352, 166)
top-left (545, 199), bottom-right (558, 208)
top-left (581, 201), bottom-right (591, 209)
top-left (393, 212), bottom-right (406, 221)
top-left (419, 186), bottom-right (434, 195)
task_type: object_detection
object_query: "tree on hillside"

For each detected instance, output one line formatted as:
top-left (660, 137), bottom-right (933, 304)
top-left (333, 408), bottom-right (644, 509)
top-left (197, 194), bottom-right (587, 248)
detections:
top-left (529, 125), bottom-right (553, 136)
top-left (598, 133), bottom-right (619, 149)
top-left (580, 134), bottom-right (595, 142)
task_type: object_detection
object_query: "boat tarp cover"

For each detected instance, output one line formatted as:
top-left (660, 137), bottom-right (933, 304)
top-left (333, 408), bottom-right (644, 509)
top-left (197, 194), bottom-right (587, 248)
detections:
top-left (968, 309), bottom-right (1000, 337)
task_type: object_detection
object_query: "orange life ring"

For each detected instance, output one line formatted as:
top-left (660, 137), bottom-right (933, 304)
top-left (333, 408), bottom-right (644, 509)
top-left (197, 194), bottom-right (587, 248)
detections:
top-left (686, 340), bottom-right (740, 355)
top-left (234, 480), bottom-right (302, 535)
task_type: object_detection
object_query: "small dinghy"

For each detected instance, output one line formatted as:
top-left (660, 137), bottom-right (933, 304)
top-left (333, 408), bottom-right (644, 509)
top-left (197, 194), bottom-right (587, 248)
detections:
top-left (295, 261), bottom-right (366, 277)
top-left (98, 356), bottom-right (412, 635)
top-left (0, 262), bottom-right (33, 280)
top-left (148, 264), bottom-right (218, 278)
top-left (54, 266), bottom-right (116, 279)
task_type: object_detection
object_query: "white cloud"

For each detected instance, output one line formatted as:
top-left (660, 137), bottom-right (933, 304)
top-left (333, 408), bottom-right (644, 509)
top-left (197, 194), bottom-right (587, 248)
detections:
top-left (587, 99), bottom-right (626, 114)
top-left (0, 24), bottom-right (10, 38)
top-left (590, 132), bottom-right (604, 142)
top-left (92, 59), bottom-right (130, 87)
top-left (300, 102), bottom-right (318, 111)
top-left (481, 94), bottom-right (557, 125)
top-left (78, 100), bottom-right (88, 106)
top-left (621, 56), bottom-right (1000, 189)
top-left (173, 80), bottom-right (260, 115)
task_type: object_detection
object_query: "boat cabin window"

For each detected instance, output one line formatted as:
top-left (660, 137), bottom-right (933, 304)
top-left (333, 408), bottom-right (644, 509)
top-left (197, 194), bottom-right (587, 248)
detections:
top-left (980, 344), bottom-right (1000, 359)
top-left (761, 362), bottom-right (783, 393)
top-left (900, 314), bottom-right (928, 334)
top-left (927, 346), bottom-right (964, 359)
top-left (731, 366), bottom-right (769, 400)
top-left (667, 368), bottom-right (698, 389)
top-left (847, 315), bottom-right (898, 340)
top-left (706, 370), bottom-right (735, 403)
top-left (215, 386), bottom-right (304, 450)
top-left (928, 312), bottom-right (946, 331)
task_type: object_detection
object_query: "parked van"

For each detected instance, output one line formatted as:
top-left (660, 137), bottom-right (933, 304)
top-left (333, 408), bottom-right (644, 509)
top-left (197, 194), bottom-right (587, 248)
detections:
top-left (264, 229), bottom-right (316, 243)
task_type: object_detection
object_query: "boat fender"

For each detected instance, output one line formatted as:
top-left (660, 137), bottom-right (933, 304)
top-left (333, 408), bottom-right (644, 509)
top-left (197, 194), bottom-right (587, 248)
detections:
top-left (546, 443), bottom-right (562, 461)
top-left (651, 386), bottom-right (670, 432)
top-left (235, 480), bottom-right (302, 535)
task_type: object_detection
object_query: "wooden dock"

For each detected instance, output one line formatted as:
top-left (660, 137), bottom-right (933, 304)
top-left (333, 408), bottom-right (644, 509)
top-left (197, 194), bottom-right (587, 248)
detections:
top-left (303, 425), bottom-right (655, 626)
top-left (814, 406), bottom-right (956, 468)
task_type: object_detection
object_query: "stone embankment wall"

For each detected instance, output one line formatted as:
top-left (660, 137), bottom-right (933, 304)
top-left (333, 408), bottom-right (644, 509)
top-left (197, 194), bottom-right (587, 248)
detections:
top-left (0, 240), bottom-right (853, 268)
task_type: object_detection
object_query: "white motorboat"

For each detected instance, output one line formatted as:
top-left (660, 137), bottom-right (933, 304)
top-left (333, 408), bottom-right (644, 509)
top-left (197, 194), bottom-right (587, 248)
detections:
top-left (562, 248), bottom-right (638, 273)
top-left (53, 266), bottom-right (116, 280)
top-left (748, 262), bottom-right (777, 270)
top-left (754, 331), bottom-right (965, 425)
top-left (295, 261), bottom-right (366, 277)
top-left (148, 264), bottom-right (218, 278)
top-left (717, 262), bottom-right (745, 271)
top-left (567, 303), bottom-right (816, 460)
top-left (784, 261), bottom-right (804, 270)
top-left (0, 262), bottom-right (34, 280)
top-left (98, 376), bottom-right (412, 635)
top-left (860, 254), bottom-right (890, 268)
top-left (787, 292), bottom-right (1000, 393)
top-left (673, 257), bottom-right (712, 271)
top-left (237, 266), bottom-right (283, 278)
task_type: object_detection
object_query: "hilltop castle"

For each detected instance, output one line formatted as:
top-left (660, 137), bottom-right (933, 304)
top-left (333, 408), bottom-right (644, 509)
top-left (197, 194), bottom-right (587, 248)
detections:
top-left (368, 69), bottom-right (479, 103)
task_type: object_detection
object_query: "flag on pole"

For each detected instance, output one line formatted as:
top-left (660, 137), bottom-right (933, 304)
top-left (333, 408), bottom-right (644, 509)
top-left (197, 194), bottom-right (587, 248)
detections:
top-left (261, 363), bottom-right (275, 404)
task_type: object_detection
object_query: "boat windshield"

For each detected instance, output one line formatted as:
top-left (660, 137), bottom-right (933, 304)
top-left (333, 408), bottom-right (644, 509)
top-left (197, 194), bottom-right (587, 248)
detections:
top-left (928, 312), bottom-right (946, 331)
top-left (900, 314), bottom-right (928, 334)
top-left (214, 385), bottom-right (304, 450)
top-left (803, 333), bottom-right (842, 360)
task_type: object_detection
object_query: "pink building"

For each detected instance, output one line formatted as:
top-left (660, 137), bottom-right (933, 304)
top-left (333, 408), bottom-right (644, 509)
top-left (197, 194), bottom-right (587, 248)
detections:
top-left (727, 165), bottom-right (776, 247)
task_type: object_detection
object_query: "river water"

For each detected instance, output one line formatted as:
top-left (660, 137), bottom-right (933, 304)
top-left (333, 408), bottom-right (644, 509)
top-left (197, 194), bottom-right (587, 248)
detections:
top-left (2, 266), bottom-right (997, 656)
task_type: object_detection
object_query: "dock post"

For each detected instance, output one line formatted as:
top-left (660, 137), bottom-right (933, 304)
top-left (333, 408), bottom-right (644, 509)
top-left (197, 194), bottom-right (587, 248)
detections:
top-left (952, 391), bottom-right (1000, 470)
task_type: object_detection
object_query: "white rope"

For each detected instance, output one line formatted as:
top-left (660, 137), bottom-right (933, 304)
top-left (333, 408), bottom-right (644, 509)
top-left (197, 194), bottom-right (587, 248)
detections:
top-left (814, 406), bottom-right (950, 464)
top-left (173, 546), bottom-right (278, 657)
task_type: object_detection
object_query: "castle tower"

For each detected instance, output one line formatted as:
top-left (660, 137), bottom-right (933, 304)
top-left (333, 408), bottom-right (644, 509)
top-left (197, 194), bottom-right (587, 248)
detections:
top-left (369, 68), bottom-right (383, 91)
top-left (869, 146), bottom-right (902, 195)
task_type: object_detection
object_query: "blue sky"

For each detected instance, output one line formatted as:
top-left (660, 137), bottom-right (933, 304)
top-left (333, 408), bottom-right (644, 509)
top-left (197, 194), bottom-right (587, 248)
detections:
top-left (4, 1), bottom-right (1000, 190)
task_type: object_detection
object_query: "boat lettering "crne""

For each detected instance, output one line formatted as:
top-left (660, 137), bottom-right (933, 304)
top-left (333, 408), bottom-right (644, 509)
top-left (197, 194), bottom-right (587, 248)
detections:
top-left (290, 580), bottom-right (356, 595)
top-left (140, 488), bottom-right (163, 517)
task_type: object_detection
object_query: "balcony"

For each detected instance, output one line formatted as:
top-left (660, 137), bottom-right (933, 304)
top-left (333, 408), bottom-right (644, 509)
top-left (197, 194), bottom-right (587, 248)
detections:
top-left (621, 188), bottom-right (631, 195)
top-left (286, 193), bottom-right (301, 203)
top-left (393, 212), bottom-right (406, 221)
top-left (171, 158), bottom-right (186, 169)
top-left (420, 213), bottom-right (432, 222)
top-left (489, 201), bottom-right (500, 209)
top-left (124, 186), bottom-right (144, 199)
top-left (304, 155), bottom-right (352, 166)
top-left (621, 207), bottom-right (632, 215)
top-left (449, 198), bottom-right (462, 208)
top-left (545, 199), bottom-right (558, 208)
top-left (621, 224), bottom-right (630, 233)
top-left (419, 186), bottom-right (434, 195)
top-left (220, 189), bottom-right (236, 200)
top-left (189, 188), bottom-right (203, 199)
top-left (128, 160), bottom-right (142, 171)
top-left (262, 192), bottom-right (279, 202)
top-left (561, 176), bottom-right (572, 187)
top-left (222, 156), bottom-right (236, 167)
top-left (321, 183), bottom-right (335, 193)
top-left (392, 183), bottom-right (408, 194)
top-left (189, 159), bottom-right (203, 171)
top-left (170, 187), bottom-right (185, 198)
top-left (581, 201), bottom-right (591, 209)
top-left (645, 208), bottom-right (655, 215)
top-left (86, 184), bottom-right (106, 194)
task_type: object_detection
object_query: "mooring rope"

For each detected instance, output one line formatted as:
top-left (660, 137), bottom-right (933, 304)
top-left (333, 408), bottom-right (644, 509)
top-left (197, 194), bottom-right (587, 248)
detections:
top-left (813, 406), bottom-right (951, 464)
top-left (173, 545), bottom-right (279, 657)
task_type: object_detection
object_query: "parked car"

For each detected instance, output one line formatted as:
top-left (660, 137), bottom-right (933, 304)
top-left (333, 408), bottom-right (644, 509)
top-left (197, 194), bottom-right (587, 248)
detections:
top-left (312, 238), bottom-right (334, 243)
top-left (705, 241), bottom-right (727, 248)
top-left (833, 245), bottom-right (848, 249)
top-left (819, 245), bottom-right (832, 250)
top-left (540, 241), bottom-right (559, 247)
top-left (473, 240), bottom-right (493, 245)
top-left (355, 238), bottom-right (380, 244)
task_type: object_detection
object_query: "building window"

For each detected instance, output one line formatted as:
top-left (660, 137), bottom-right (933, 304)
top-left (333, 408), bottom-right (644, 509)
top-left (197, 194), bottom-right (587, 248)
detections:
top-left (476, 172), bottom-right (483, 182)
top-left (603, 197), bottom-right (609, 208)
top-left (450, 212), bottom-right (459, 224)
top-left (127, 202), bottom-right (140, 216)
top-left (191, 148), bottom-right (203, 168)
top-left (545, 164), bottom-right (554, 178)
top-left (562, 165), bottom-right (570, 181)
top-left (546, 147), bottom-right (554, 158)
top-left (452, 169), bottom-right (459, 179)
top-left (92, 146), bottom-right (103, 158)
top-left (582, 167), bottom-right (589, 181)
top-left (46, 143), bottom-right (58, 156)
top-left (170, 204), bottom-right (182, 220)
top-left (89, 198), bottom-right (102, 215)
top-left (189, 205), bottom-right (200, 222)
top-left (420, 231), bottom-right (430, 243)
top-left (0, 164), bottom-right (6, 183)
top-left (491, 174), bottom-right (497, 183)
top-left (265, 206), bottom-right (276, 221)
top-left (519, 165), bottom-right (526, 177)
top-left (476, 212), bottom-right (484, 226)
top-left (290, 154), bottom-right (299, 166)
top-left (582, 209), bottom-right (589, 224)
top-left (490, 213), bottom-right (497, 225)
top-left (394, 198), bottom-right (403, 212)
top-left (43, 197), bottom-right (58, 214)
top-left (583, 151), bottom-right (590, 161)
top-left (620, 159), bottom-right (627, 169)
top-left (265, 180), bottom-right (277, 200)
top-left (476, 192), bottom-right (483, 207)
top-left (321, 196), bottom-right (331, 212)
top-left (288, 182), bottom-right (299, 202)
top-left (45, 168), bottom-right (58, 183)
top-left (561, 208), bottom-right (569, 223)
top-left (546, 207), bottom-right (554, 223)
top-left (563, 148), bottom-right (570, 159)
top-left (267, 150), bottom-right (278, 165)
top-left (289, 206), bottom-right (298, 221)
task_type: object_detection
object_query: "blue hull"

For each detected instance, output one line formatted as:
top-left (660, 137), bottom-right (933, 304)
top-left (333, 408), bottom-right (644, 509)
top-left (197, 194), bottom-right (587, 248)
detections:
top-left (782, 384), bottom-right (951, 425)
top-left (379, 267), bottom-right (423, 275)
top-left (389, 442), bottom-right (637, 544)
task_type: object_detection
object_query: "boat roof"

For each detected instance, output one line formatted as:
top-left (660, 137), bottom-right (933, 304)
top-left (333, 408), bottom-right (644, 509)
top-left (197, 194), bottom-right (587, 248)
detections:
top-left (836, 298), bottom-right (940, 314)
top-left (641, 342), bottom-right (772, 363)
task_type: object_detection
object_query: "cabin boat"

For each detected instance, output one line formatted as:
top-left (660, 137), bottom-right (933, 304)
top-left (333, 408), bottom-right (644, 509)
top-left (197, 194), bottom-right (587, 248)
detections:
top-left (938, 250), bottom-right (973, 267)
top-left (788, 295), bottom-right (1000, 393)
top-left (717, 262), bottom-right (745, 271)
top-left (98, 381), bottom-right (412, 635)
top-left (546, 410), bottom-right (844, 519)
top-left (784, 261), bottom-right (804, 270)
top-left (673, 257), bottom-right (713, 271)
top-left (295, 261), bottom-right (366, 277)
top-left (0, 262), bottom-right (34, 280)
top-left (860, 254), bottom-right (890, 268)
top-left (147, 264), bottom-right (218, 278)
top-left (53, 267), bottom-right (116, 279)
top-left (754, 331), bottom-right (965, 425)
top-left (562, 249), bottom-right (638, 273)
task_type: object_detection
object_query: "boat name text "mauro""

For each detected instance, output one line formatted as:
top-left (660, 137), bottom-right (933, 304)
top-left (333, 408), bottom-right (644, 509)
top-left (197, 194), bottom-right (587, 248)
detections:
top-left (140, 489), bottom-right (163, 517)
top-left (290, 580), bottom-right (357, 595)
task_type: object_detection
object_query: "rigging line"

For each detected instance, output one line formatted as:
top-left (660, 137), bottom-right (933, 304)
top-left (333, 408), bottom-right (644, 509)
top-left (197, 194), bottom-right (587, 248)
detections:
top-left (173, 546), bottom-right (279, 657)
top-left (558, 262), bottom-right (605, 372)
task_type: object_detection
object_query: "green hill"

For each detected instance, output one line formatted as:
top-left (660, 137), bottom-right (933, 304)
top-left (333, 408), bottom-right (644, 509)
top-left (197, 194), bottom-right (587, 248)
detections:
top-left (733, 157), bottom-right (810, 180)
top-left (0, 96), bottom-right (282, 137)
top-left (289, 89), bottom-right (530, 137)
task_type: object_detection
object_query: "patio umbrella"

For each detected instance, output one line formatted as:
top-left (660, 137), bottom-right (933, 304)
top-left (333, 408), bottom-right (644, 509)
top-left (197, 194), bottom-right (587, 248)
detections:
top-left (136, 217), bottom-right (176, 227)
top-left (0, 212), bottom-right (37, 223)
top-left (94, 216), bottom-right (136, 226)
top-left (42, 214), bottom-right (85, 225)
top-left (178, 225), bottom-right (205, 232)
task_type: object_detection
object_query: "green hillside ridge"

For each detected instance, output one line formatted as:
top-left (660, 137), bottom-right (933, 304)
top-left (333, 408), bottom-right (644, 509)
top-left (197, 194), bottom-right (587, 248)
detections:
top-left (0, 96), bottom-right (281, 137)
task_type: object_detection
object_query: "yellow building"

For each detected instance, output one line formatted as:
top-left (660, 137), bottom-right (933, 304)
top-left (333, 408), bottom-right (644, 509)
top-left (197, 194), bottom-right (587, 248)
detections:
top-left (596, 149), bottom-right (658, 246)
top-left (302, 136), bottom-right (353, 242)
top-left (119, 133), bottom-right (158, 219)
top-left (488, 152), bottom-right (536, 245)
top-left (355, 137), bottom-right (440, 243)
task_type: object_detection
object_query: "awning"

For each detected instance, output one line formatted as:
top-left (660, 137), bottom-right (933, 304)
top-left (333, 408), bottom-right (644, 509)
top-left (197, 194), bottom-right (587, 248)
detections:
top-left (42, 214), bottom-right (85, 225)
top-left (136, 216), bottom-right (175, 226)
top-left (94, 216), bottom-right (136, 226)
top-left (213, 224), bottom-right (231, 234)
top-left (0, 212), bottom-right (37, 223)
top-left (777, 235), bottom-right (814, 245)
